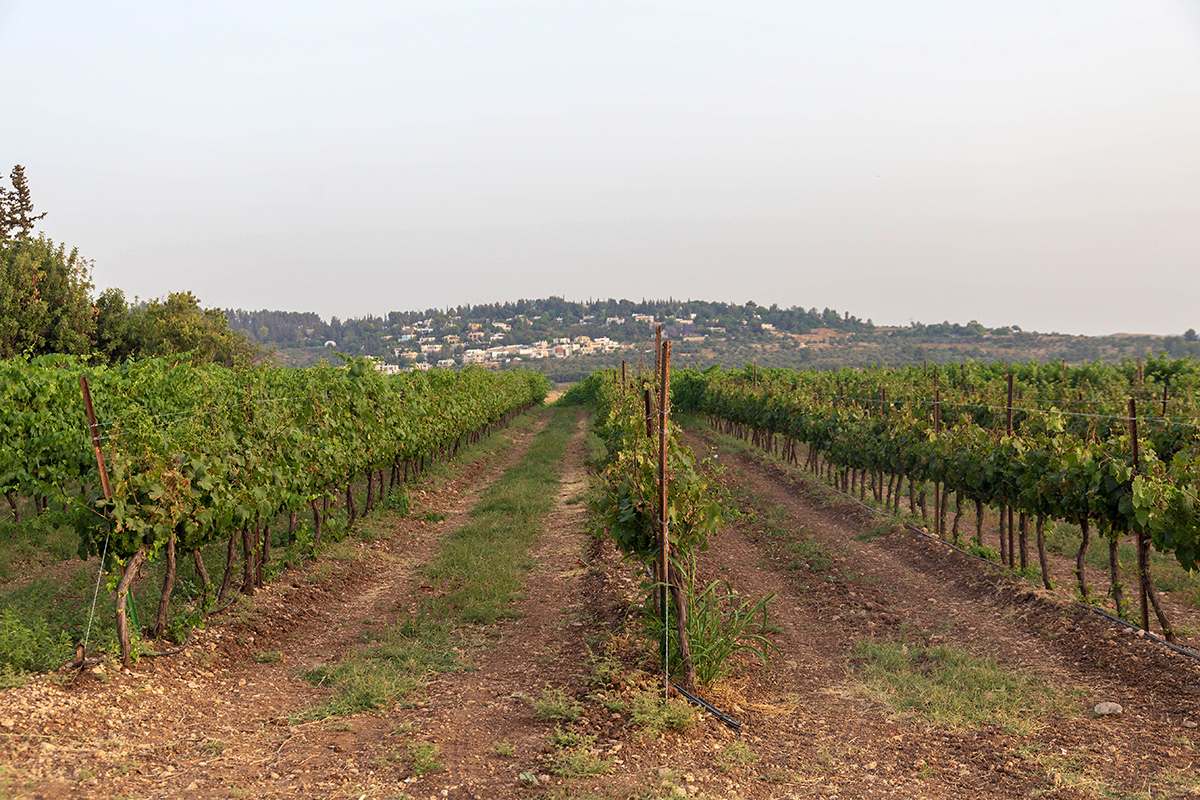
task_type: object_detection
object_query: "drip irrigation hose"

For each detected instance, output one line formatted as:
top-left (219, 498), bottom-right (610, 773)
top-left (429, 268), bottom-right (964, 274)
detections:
top-left (721, 423), bottom-right (1200, 666)
top-left (670, 680), bottom-right (741, 730)
top-left (144, 627), bottom-right (195, 658)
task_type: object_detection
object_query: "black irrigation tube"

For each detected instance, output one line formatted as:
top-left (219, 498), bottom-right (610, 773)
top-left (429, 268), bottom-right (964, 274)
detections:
top-left (715, 423), bottom-right (1200, 667)
top-left (670, 680), bottom-right (741, 730)
top-left (144, 626), bottom-right (195, 658)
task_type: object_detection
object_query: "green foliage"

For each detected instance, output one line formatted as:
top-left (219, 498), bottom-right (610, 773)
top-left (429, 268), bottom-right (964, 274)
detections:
top-left (0, 236), bottom-right (95, 358)
top-left (542, 727), bottom-right (611, 777)
top-left (645, 573), bottom-right (779, 686)
top-left (533, 687), bottom-right (583, 722)
top-left (377, 488), bottom-right (411, 514)
top-left (591, 372), bottom-right (722, 565)
top-left (674, 361), bottom-right (1200, 572)
top-left (0, 356), bottom-right (544, 582)
top-left (0, 166), bottom-right (259, 365)
top-left (0, 608), bottom-right (72, 676)
top-left (120, 291), bottom-right (262, 368)
top-left (628, 691), bottom-right (695, 732)
top-left (556, 371), bottom-right (608, 407)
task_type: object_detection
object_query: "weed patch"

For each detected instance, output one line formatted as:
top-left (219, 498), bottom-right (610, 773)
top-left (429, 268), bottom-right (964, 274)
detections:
top-left (534, 687), bottom-right (583, 722)
top-left (543, 727), bottom-right (611, 777)
top-left (851, 638), bottom-right (1067, 734)
top-left (296, 612), bottom-right (460, 721)
top-left (628, 691), bottom-right (695, 733)
top-left (407, 741), bottom-right (442, 776)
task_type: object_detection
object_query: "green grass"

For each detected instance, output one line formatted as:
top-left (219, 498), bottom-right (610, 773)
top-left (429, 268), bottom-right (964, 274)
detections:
top-left (855, 521), bottom-right (897, 542)
top-left (0, 505), bottom-right (78, 583)
top-left (717, 740), bottom-right (758, 772)
top-left (407, 741), bottom-right (443, 776)
top-left (543, 727), bottom-right (611, 777)
top-left (851, 638), bottom-right (1069, 734)
top-left (785, 537), bottom-right (837, 572)
top-left (296, 407), bottom-right (574, 720)
top-left (420, 408), bottom-right (574, 625)
top-left (297, 611), bottom-right (461, 720)
top-left (628, 690), bottom-right (695, 733)
top-left (534, 686), bottom-right (583, 722)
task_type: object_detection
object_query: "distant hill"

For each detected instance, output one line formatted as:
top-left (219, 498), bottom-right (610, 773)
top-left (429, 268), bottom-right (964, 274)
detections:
top-left (224, 298), bottom-right (1200, 380)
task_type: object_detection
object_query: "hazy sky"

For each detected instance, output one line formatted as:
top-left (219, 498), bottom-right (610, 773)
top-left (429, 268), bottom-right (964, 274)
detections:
top-left (3, 2), bottom-right (1198, 336)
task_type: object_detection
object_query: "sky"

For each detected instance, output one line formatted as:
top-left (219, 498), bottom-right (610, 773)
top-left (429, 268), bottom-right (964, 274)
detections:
top-left (3, 1), bottom-right (1198, 336)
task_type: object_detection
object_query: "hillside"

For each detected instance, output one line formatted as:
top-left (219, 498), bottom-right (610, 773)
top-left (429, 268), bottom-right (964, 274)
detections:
top-left (224, 298), bottom-right (1200, 379)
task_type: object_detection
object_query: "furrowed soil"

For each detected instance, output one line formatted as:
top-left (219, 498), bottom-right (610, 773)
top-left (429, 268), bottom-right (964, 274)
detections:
top-left (2, 408), bottom-right (1199, 800)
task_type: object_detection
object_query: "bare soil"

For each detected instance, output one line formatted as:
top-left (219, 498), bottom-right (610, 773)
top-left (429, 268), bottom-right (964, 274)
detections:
top-left (2, 410), bottom-right (1198, 800)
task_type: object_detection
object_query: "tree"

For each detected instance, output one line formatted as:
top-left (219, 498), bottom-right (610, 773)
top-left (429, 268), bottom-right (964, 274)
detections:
top-left (93, 287), bottom-right (135, 362)
top-left (0, 165), bottom-right (48, 242)
top-left (0, 236), bottom-right (95, 358)
top-left (1185, 328), bottom-right (1198, 343)
top-left (127, 291), bottom-right (262, 368)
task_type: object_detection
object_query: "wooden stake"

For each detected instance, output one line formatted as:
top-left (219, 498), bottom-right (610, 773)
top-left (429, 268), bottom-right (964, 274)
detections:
top-left (1006, 372), bottom-right (1014, 435)
top-left (655, 324), bottom-right (662, 375)
top-left (1130, 397), bottom-right (1149, 633)
top-left (934, 385), bottom-right (941, 537)
top-left (644, 387), bottom-right (653, 439)
top-left (80, 376), bottom-right (113, 501)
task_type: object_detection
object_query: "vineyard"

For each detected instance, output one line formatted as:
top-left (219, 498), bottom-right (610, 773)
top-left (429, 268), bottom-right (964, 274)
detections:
top-left (0, 355), bottom-right (548, 667)
top-left (671, 357), bottom-right (1200, 643)
top-left (1, 351), bottom-right (1199, 798)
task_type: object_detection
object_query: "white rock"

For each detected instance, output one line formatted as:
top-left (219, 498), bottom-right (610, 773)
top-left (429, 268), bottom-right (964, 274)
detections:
top-left (1094, 702), bottom-right (1123, 715)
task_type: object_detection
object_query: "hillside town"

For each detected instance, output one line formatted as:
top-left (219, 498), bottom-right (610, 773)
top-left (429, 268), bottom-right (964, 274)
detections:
top-left (373, 328), bottom-right (629, 373)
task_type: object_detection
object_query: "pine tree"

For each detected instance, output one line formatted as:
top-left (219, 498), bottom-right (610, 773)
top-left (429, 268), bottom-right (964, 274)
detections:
top-left (0, 165), bottom-right (47, 241)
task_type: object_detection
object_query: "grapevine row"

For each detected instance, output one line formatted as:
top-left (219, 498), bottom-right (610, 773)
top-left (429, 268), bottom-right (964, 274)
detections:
top-left (0, 355), bottom-right (548, 663)
top-left (672, 360), bottom-right (1200, 639)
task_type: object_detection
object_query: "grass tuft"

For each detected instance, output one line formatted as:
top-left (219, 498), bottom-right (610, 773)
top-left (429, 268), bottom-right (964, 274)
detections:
top-left (851, 638), bottom-right (1067, 734)
top-left (534, 686), bottom-right (583, 722)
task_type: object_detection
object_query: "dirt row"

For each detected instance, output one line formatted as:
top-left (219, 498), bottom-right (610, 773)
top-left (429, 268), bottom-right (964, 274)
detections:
top-left (2, 409), bottom-right (1199, 800)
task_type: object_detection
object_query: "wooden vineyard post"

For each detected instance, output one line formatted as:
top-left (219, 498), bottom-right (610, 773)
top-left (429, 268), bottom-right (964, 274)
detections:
top-left (655, 324), bottom-right (662, 376)
top-left (657, 340), bottom-right (670, 694)
top-left (644, 387), bottom-right (653, 439)
top-left (81, 376), bottom-right (141, 668)
top-left (80, 376), bottom-right (113, 500)
top-left (621, 360), bottom-right (627, 388)
top-left (1005, 371), bottom-right (1015, 565)
top-left (1130, 397), bottom-right (1150, 633)
top-left (657, 340), bottom-right (695, 693)
top-left (933, 388), bottom-right (941, 538)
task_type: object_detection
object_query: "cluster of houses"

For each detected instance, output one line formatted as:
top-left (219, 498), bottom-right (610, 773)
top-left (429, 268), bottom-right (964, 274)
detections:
top-left (359, 313), bottom-right (730, 374)
top-left (369, 325), bottom-right (627, 374)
